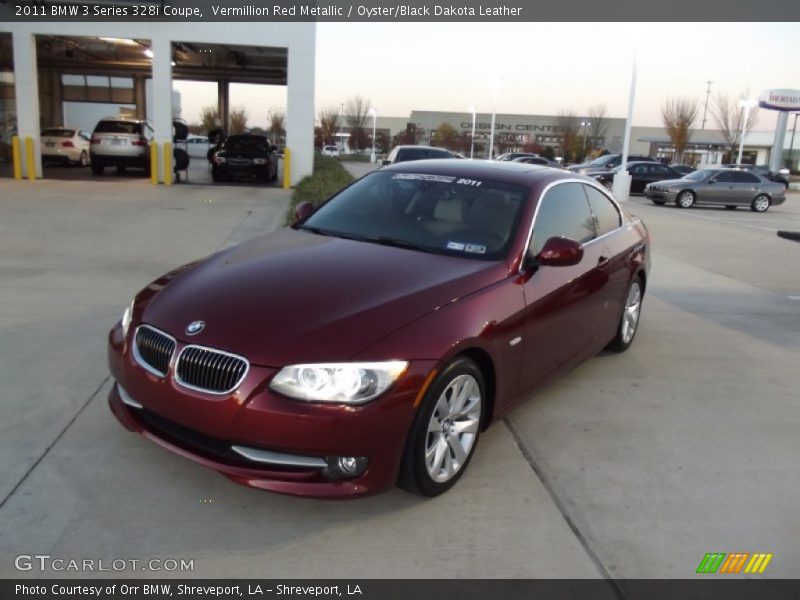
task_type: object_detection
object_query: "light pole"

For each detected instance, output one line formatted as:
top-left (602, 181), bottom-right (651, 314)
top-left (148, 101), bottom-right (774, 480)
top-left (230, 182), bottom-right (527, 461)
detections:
top-left (581, 120), bottom-right (591, 157)
top-left (701, 80), bottom-right (713, 130)
top-left (488, 76), bottom-right (502, 160)
top-left (736, 98), bottom-right (757, 165)
top-left (368, 107), bottom-right (377, 164)
top-left (339, 102), bottom-right (344, 153)
top-left (789, 112), bottom-right (798, 171)
top-left (468, 106), bottom-right (476, 159)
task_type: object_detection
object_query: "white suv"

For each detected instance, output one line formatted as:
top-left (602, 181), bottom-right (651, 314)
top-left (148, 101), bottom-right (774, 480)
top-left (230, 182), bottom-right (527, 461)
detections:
top-left (321, 145), bottom-right (340, 158)
top-left (90, 118), bottom-right (153, 175)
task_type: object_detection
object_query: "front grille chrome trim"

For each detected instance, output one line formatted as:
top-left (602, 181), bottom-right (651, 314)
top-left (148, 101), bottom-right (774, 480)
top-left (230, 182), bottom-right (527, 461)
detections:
top-left (117, 383), bottom-right (143, 409)
top-left (175, 344), bottom-right (249, 396)
top-left (230, 445), bottom-right (328, 468)
top-left (133, 324), bottom-right (177, 378)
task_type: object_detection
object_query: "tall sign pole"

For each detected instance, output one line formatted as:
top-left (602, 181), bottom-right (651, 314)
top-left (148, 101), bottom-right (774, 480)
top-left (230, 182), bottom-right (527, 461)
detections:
top-left (612, 55), bottom-right (637, 202)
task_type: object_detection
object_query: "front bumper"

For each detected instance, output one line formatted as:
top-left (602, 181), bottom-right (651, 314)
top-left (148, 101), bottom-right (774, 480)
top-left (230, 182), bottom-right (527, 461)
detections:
top-left (108, 323), bottom-right (435, 498)
top-left (644, 187), bottom-right (678, 202)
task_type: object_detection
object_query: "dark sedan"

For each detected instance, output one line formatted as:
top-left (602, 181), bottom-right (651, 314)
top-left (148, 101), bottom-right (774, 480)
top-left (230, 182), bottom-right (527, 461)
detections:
top-left (590, 161), bottom-right (685, 194)
top-left (108, 161), bottom-right (650, 498)
top-left (645, 168), bottom-right (787, 212)
top-left (511, 155), bottom-right (560, 167)
top-left (211, 135), bottom-right (278, 183)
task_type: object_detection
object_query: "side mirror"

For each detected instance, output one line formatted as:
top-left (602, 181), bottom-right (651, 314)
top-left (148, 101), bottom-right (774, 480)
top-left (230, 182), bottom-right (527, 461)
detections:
top-left (536, 237), bottom-right (584, 267)
top-left (293, 201), bottom-right (315, 224)
top-left (708, 179), bottom-right (716, 184)
top-left (381, 159), bottom-right (391, 166)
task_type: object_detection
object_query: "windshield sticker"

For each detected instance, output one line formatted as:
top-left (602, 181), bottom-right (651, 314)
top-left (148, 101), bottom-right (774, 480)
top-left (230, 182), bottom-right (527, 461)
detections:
top-left (446, 241), bottom-right (466, 251)
top-left (455, 178), bottom-right (483, 187)
top-left (392, 173), bottom-right (456, 183)
top-left (465, 244), bottom-right (487, 254)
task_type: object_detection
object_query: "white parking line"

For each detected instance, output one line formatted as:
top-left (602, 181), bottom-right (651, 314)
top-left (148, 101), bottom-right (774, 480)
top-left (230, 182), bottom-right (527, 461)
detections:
top-left (660, 209), bottom-right (779, 232)
top-left (788, 296), bottom-right (800, 301)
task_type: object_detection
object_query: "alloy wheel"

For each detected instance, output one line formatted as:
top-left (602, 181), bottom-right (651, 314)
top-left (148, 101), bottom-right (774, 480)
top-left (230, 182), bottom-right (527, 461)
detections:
top-left (752, 195), bottom-right (770, 213)
top-left (677, 191), bottom-right (695, 208)
top-left (621, 280), bottom-right (642, 345)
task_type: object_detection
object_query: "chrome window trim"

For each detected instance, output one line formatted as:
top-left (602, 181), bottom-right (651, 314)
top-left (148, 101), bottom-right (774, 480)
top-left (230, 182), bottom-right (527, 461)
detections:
top-left (174, 344), bottom-right (250, 396)
top-left (132, 324), bottom-right (177, 378)
top-left (230, 445), bottom-right (328, 469)
top-left (518, 178), bottom-right (625, 275)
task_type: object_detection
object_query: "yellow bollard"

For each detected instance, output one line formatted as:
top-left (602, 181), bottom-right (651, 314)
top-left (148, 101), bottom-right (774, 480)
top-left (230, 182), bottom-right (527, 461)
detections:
top-left (150, 142), bottom-right (158, 185)
top-left (282, 148), bottom-right (291, 189)
top-left (11, 135), bottom-right (22, 180)
top-left (25, 136), bottom-right (36, 181)
top-left (163, 141), bottom-right (172, 185)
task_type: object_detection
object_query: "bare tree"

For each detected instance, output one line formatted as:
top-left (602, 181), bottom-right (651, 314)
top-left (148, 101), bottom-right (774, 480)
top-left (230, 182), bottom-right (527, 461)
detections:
top-left (344, 95), bottom-right (372, 152)
top-left (711, 91), bottom-right (760, 162)
top-left (555, 110), bottom-right (581, 163)
top-left (229, 106), bottom-right (249, 135)
top-left (200, 105), bottom-right (220, 132)
top-left (318, 106), bottom-right (340, 145)
top-left (267, 110), bottom-right (285, 145)
top-left (661, 97), bottom-right (699, 163)
top-left (587, 104), bottom-right (609, 149)
top-left (433, 122), bottom-right (459, 150)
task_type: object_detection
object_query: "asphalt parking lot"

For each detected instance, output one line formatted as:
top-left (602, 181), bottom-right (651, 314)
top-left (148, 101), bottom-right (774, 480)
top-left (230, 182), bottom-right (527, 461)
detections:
top-left (0, 175), bottom-right (798, 580)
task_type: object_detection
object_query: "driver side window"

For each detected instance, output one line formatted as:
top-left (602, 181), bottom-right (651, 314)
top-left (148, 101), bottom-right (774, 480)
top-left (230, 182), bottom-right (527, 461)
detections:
top-left (531, 183), bottom-right (596, 255)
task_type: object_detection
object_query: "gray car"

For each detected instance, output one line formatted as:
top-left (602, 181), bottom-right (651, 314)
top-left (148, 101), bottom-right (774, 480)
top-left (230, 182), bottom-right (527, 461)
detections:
top-left (644, 168), bottom-right (787, 213)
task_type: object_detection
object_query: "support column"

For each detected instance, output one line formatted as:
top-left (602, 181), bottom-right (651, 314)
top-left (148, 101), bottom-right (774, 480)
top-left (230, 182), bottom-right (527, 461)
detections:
top-left (50, 69), bottom-right (63, 127)
top-left (12, 30), bottom-right (41, 179)
top-left (134, 75), bottom-right (146, 120)
top-left (151, 35), bottom-right (173, 183)
top-left (285, 27), bottom-right (315, 186)
top-left (769, 112), bottom-right (789, 173)
top-left (217, 78), bottom-right (229, 133)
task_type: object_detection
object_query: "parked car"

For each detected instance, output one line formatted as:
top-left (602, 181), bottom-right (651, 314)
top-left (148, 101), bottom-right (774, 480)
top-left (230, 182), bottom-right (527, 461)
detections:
top-left (40, 127), bottom-right (91, 166)
top-left (382, 145), bottom-right (453, 165)
top-left (107, 159), bottom-right (650, 498)
top-left (495, 152), bottom-right (540, 162)
top-left (321, 145), bottom-right (340, 158)
top-left (723, 164), bottom-right (789, 188)
top-left (645, 168), bottom-right (786, 212)
top-left (211, 134), bottom-right (278, 183)
top-left (567, 154), bottom-right (657, 174)
top-left (90, 118), bottom-right (154, 175)
top-left (511, 156), bottom-right (559, 167)
top-left (670, 164), bottom-right (696, 176)
top-left (589, 161), bottom-right (685, 194)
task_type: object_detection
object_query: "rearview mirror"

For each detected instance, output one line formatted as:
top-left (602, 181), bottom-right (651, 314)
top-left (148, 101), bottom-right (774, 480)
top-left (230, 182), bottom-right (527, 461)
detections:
top-left (293, 201), bottom-right (315, 224)
top-left (536, 237), bottom-right (584, 267)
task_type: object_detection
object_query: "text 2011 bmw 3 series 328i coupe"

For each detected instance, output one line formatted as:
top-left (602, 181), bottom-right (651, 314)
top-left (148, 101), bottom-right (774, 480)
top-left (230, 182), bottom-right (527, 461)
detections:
top-left (108, 160), bottom-right (650, 498)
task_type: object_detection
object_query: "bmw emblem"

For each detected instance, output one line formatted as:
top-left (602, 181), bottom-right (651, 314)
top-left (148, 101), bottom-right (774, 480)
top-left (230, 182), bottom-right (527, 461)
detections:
top-left (185, 320), bottom-right (205, 336)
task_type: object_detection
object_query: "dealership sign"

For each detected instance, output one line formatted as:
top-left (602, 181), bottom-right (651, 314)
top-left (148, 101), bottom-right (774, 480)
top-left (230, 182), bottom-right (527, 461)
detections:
top-left (758, 89), bottom-right (800, 111)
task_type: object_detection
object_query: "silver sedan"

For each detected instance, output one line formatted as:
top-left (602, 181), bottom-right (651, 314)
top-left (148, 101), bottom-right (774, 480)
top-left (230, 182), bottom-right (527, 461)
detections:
top-left (644, 168), bottom-right (787, 213)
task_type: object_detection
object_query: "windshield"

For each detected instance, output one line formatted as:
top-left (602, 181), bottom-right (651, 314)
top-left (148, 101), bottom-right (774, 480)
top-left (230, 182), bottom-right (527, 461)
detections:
top-left (587, 155), bottom-right (613, 167)
top-left (301, 171), bottom-right (530, 260)
top-left (684, 169), bottom-right (714, 181)
top-left (225, 136), bottom-right (269, 152)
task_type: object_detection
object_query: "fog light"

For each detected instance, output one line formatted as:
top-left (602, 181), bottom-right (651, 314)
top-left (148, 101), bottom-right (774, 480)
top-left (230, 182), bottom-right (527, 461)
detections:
top-left (323, 456), bottom-right (368, 480)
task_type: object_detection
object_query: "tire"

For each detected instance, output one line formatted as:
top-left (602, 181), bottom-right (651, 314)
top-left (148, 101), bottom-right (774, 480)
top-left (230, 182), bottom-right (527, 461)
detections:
top-left (676, 190), bottom-right (695, 208)
top-left (606, 276), bottom-right (644, 352)
top-left (725, 205), bottom-right (737, 210)
top-left (75, 151), bottom-right (89, 167)
top-left (751, 194), bottom-right (770, 213)
top-left (399, 357), bottom-right (485, 497)
top-left (651, 199), bottom-right (666, 206)
top-left (212, 169), bottom-right (224, 183)
top-left (91, 162), bottom-right (104, 175)
top-left (116, 165), bottom-right (126, 175)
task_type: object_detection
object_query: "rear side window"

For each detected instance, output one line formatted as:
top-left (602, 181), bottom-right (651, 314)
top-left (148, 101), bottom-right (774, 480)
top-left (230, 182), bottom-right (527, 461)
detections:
top-left (731, 171), bottom-right (760, 184)
top-left (532, 182), bottom-right (595, 255)
top-left (94, 121), bottom-right (142, 135)
top-left (583, 185), bottom-right (622, 237)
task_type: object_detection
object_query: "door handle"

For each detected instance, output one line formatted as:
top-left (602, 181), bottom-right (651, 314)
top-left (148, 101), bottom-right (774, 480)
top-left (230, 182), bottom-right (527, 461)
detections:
top-left (598, 256), bottom-right (610, 267)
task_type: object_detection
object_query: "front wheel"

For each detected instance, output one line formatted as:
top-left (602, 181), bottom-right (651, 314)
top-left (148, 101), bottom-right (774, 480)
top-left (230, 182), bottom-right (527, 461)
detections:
top-left (751, 194), bottom-right (770, 213)
top-left (607, 277), bottom-right (644, 352)
top-left (399, 357), bottom-right (484, 497)
top-left (676, 190), bottom-right (695, 208)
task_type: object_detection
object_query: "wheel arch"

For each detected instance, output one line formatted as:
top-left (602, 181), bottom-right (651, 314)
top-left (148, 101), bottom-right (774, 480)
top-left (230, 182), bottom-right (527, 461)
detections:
top-left (454, 347), bottom-right (497, 431)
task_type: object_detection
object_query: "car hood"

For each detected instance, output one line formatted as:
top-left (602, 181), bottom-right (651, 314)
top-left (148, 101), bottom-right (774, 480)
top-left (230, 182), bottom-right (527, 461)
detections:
top-left (139, 229), bottom-right (507, 366)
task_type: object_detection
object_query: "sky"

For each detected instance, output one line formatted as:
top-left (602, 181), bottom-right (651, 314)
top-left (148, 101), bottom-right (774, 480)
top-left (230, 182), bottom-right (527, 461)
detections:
top-left (174, 22), bottom-right (800, 131)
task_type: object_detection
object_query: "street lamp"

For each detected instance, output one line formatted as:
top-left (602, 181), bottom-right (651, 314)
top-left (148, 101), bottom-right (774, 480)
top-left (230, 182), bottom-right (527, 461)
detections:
top-left (789, 112), bottom-right (798, 172)
top-left (368, 107), bottom-right (377, 164)
top-left (488, 76), bottom-right (502, 160)
top-left (581, 120), bottom-right (592, 156)
top-left (339, 102), bottom-right (344, 153)
top-left (736, 98), bottom-right (757, 164)
top-left (468, 106), bottom-right (476, 159)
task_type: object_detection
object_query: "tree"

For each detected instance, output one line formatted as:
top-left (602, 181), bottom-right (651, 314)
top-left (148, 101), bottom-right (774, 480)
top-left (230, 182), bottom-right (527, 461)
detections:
top-left (555, 110), bottom-right (581, 163)
top-left (200, 105), bottom-right (220, 132)
top-left (433, 122), bottom-right (459, 150)
top-left (318, 106), bottom-right (340, 146)
top-left (711, 91), bottom-right (760, 163)
top-left (661, 97), bottom-right (699, 163)
top-left (587, 104), bottom-right (609, 150)
top-left (344, 95), bottom-right (372, 152)
top-left (229, 106), bottom-right (249, 135)
top-left (267, 110), bottom-right (285, 145)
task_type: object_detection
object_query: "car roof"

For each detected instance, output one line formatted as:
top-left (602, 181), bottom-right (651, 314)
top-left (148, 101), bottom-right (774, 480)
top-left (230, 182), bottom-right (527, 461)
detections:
top-left (380, 158), bottom-right (580, 187)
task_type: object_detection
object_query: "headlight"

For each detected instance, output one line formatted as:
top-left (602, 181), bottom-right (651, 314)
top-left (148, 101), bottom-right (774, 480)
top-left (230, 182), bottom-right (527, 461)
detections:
top-left (120, 299), bottom-right (135, 337)
top-left (214, 155), bottom-right (226, 164)
top-left (253, 158), bottom-right (267, 165)
top-left (269, 361), bottom-right (409, 404)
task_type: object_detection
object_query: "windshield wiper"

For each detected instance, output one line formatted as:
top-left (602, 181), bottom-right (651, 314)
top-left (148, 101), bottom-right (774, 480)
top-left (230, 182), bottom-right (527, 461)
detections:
top-left (297, 224), bottom-right (334, 236)
top-left (362, 236), bottom-right (435, 253)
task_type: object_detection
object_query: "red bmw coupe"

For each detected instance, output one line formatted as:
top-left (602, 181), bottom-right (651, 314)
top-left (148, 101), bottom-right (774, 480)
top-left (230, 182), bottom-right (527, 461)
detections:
top-left (108, 160), bottom-right (650, 498)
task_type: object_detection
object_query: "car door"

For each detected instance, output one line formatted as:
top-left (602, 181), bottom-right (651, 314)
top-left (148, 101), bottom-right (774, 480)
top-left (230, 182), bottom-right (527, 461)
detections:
top-left (729, 171), bottom-right (762, 204)
top-left (629, 164), bottom-right (650, 193)
top-left (519, 181), bottom-right (609, 392)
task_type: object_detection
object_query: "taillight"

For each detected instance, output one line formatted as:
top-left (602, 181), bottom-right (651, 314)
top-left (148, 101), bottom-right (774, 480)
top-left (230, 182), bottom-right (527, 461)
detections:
top-left (90, 137), bottom-right (100, 144)
top-left (131, 138), bottom-right (147, 147)
top-left (61, 140), bottom-right (74, 147)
